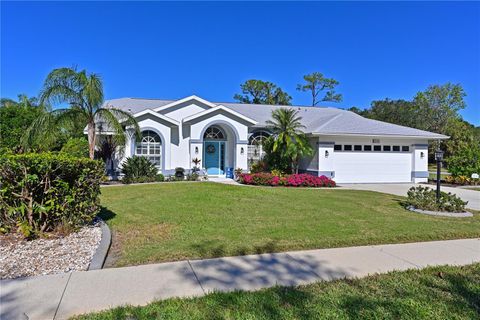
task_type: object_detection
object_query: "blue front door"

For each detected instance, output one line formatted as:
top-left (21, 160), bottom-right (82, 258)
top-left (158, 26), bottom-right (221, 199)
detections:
top-left (204, 141), bottom-right (225, 175)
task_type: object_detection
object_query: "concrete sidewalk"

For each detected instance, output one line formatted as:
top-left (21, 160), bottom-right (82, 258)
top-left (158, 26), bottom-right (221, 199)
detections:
top-left (1, 239), bottom-right (479, 320)
top-left (340, 183), bottom-right (480, 210)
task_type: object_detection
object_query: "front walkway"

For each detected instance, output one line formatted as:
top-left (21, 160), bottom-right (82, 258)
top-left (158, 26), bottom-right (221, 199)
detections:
top-left (1, 239), bottom-right (479, 320)
top-left (340, 183), bottom-right (480, 210)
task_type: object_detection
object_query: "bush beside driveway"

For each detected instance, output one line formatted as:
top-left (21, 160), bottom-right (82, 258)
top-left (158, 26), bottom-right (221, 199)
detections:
top-left (339, 183), bottom-right (480, 210)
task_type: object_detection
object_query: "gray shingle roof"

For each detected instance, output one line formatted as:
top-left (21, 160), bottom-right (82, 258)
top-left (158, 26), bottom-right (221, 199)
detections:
top-left (104, 97), bottom-right (447, 139)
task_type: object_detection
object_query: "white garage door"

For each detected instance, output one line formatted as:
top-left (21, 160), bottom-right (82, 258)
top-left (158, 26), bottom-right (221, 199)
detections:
top-left (333, 152), bottom-right (412, 183)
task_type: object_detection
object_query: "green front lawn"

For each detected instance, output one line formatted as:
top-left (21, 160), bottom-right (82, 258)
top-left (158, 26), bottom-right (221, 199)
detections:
top-left (100, 182), bottom-right (480, 267)
top-left (74, 263), bottom-right (480, 320)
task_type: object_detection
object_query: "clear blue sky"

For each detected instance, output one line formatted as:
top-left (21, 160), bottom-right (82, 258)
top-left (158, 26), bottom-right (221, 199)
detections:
top-left (2, 1), bottom-right (479, 125)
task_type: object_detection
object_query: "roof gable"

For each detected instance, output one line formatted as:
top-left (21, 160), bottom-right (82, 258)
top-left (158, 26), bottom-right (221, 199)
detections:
top-left (133, 109), bottom-right (179, 127)
top-left (183, 105), bottom-right (257, 125)
top-left (153, 95), bottom-right (217, 112)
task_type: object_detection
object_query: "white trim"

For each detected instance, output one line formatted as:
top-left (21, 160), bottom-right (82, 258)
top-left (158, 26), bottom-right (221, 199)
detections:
top-left (183, 105), bottom-right (257, 125)
top-left (309, 132), bottom-right (449, 139)
top-left (153, 95), bottom-right (217, 112)
top-left (132, 109), bottom-right (179, 126)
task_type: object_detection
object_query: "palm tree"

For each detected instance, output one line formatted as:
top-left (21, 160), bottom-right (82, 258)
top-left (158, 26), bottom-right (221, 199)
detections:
top-left (24, 67), bottom-right (139, 159)
top-left (265, 108), bottom-right (313, 173)
top-left (96, 135), bottom-right (124, 175)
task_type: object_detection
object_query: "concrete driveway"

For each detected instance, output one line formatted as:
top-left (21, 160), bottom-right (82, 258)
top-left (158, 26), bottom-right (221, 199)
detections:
top-left (339, 183), bottom-right (480, 211)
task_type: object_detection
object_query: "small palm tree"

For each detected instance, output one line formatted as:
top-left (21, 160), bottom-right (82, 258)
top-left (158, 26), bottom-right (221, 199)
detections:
top-left (266, 108), bottom-right (313, 173)
top-left (24, 67), bottom-right (139, 159)
top-left (96, 135), bottom-right (124, 174)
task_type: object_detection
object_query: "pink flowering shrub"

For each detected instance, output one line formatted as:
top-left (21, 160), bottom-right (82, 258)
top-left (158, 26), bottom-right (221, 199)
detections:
top-left (238, 173), bottom-right (336, 188)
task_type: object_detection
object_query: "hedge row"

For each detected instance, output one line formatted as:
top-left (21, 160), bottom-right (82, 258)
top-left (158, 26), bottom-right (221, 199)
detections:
top-left (0, 153), bottom-right (104, 237)
top-left (238, 173), bottom-right (336, 187)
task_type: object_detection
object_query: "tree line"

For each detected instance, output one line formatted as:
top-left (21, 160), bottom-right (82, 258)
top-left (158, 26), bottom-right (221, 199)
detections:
top-left (234, 72), bottom-right (342, 106)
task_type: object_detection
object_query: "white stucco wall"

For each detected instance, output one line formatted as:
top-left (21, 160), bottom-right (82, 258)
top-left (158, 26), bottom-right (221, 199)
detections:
top-left (412, 144), bottom-right (429, 183)
top-left (162, 103), bottom-right (210, 170)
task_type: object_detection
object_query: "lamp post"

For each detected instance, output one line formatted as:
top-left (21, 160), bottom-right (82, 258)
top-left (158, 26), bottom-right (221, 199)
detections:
top-left (435, 148), bottom-right (444, 202)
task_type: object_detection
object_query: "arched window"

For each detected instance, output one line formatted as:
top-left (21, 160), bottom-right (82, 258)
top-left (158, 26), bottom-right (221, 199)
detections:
top-left (203, 126), bottom-right (225, 140)
top-left (248, 131), bottom-right (270, 168)
top-left (136, 130), bottom-right (162, 166)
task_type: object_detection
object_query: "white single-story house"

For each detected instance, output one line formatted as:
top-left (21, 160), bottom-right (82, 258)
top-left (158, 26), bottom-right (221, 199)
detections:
top-left (96, 95), bottom-right (447, 183)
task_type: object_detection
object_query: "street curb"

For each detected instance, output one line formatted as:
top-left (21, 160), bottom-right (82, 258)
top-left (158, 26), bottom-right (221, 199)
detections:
top-left (88, 220), bottom-right (111, 270)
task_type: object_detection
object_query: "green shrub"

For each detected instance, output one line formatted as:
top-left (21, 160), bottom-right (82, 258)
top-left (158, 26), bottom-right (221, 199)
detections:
top-left (250, 160), bottom-right (268, 173)
top-left (121, 156), bottom-right (158, 184)
top-left (60, 137), bottom-right (89, 158)
top-left (156, 174), bottom-right (165, 182)
top-left (186, 173), bottom-right (199, 181)
top-left (0, 153), bottom-right (104, 237)
top-left (446, 147), bottom-right (480, 178)
top-left (406, 186), bottom-right (467, 213)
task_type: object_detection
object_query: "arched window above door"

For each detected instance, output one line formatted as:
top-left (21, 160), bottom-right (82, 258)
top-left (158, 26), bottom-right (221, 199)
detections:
top-left (203, 126), bottom-right (226, 140)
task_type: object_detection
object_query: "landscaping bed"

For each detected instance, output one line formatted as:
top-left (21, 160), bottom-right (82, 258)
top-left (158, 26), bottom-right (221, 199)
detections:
top-left (0, 220), bottom-right (102, 279)
top-left (0, 153), bottom-right (105, 279)
top-left (100, 183), bottom-right (480, 267)
top-left (238, 173), bottom-right (336, 187)
top-left (73, 263), bottom-right (480, 320)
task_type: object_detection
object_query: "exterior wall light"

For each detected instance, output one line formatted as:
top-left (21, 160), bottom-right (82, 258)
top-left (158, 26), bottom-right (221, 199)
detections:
top-left (240, 147), bottom-right (244, 155)
top-left (325, 150), bottom-right (329, 158)
top-left (195, 146), bottom-right (199, 154)
top-left (420, 152), bottom-right (425, 159)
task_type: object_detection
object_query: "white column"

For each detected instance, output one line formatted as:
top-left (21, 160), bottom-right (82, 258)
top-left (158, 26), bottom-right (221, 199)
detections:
top-left (190, 141), bottom-right (203, 171)
top-left (235, 142), bottom-right (248, 171)
top-left (411, 144), bottom-right (429, 183)
top-left (317, 141), bottom-right (335, 178)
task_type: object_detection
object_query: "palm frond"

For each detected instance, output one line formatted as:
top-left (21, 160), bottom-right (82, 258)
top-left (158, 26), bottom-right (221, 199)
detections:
top-left (95, 107), bottom-right (139, 146)
top-left (39, 67), bottom-right (84, 107)
top-left (84, 73), bottom-right (104, 113)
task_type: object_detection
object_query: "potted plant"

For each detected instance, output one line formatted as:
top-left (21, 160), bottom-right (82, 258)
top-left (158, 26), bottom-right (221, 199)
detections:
top-left (192, 158), bottom-right (201, 173)
top-left (175, 167), bottom-right (185, 180)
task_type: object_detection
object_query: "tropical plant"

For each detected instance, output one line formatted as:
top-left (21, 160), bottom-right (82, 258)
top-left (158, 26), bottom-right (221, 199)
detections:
top-left (191, 158), bottom-right (201, 173)
top-left (0, 95), bottom-right (46, 151)
top-left (96, 135), bottom-right (124, 174)
top-left (121, 156), bottom-right (158, 184)
top-left (23, 67), bottom-right (139, 159)
top-left (60, 137), bottom-right (89, 158)
top-left (297, 72), bottom-right (342, 105)
top-left (265, 108), bottom-right (313, 173)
